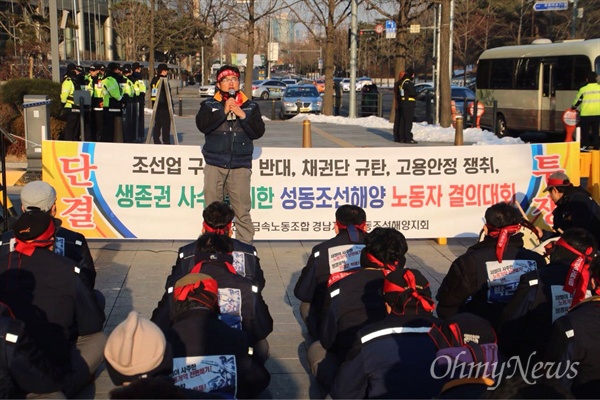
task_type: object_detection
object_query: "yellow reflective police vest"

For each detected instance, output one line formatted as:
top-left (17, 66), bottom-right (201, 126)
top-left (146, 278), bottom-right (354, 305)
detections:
top-left (60, 77), bottom-right (76, 109)
top-left (573, 82), bottom-right (600, 117)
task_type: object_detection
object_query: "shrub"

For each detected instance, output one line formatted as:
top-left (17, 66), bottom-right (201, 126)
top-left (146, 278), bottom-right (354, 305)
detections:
top-left (0, 79), bottom-right (65, 159)
top-left (0, 78), bottom-right (62, 118)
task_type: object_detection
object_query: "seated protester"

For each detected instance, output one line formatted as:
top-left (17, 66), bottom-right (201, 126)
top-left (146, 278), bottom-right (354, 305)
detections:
top-left (0, 181), bottom-right (98, 293)
top-left (152, 233), bottom-right (273, 363)
top-left (0, 210), bottom-right (106, 398)
top-left (436, 202), bottom-right (547, 329)
top-left (309, 227), bottom-right (406, 393)
top-left (104, 311), bottom-right (212, 399)
top-left (294, 204), bottom-right (367, 338)
top-left (542, 171), bottom-right (600, 245)
top-left (167, 201), bottom-right (265, 291)
top-left (330, 267), bottom-right (441, 399)
top-left (430, 313), bottom-right (499, 399)
top-left (0, 302), bottom-right (66, 398)
top-left (543, 256), bottom-right (600, 399)
top-left (166, 273), bottom-right (270, 398)
top-left (499, 228), bottom-right (597, 360)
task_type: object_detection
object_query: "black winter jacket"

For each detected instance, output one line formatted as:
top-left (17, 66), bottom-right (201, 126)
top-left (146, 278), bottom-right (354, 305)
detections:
top-left (436, 235), bottom-right (546, 329)
top-left (196, 93), bottom-right (265, 169)
top-left (320, 261), bottom-right (389, 360)
top-left (499, 259), bottom-right (579, 359)
top-left (0, 248), bottom-right (105, 366)
top-left (552, 185), bottom-right (600, 244)
top-left (152, 253), bottom-right (273, 344)
top-left (0, 304), bottom-right (66, 398)
top-left (330, 314), bottom-right (443, 399)
top-left (1, 224), bottom-right (97, 290)
top-left (544, 296), bottom-right (600, 398)
top-left (166, 308), bottom-right (270, 398)
top-left (294, 228), bottom-right (366, 338)
top-left (167, 239), bottom-right (265, 291)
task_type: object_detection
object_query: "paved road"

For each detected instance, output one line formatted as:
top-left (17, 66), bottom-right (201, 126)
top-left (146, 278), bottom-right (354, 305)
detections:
top-left (171, 84), bottom-right (395, 120)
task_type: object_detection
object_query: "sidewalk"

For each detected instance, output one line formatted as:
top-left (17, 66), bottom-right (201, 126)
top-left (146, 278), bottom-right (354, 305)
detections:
top-left (3, 98), bottom-right (472, 399)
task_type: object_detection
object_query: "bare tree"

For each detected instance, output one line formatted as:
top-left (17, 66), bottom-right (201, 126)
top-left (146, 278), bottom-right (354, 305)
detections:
top-left (0, 0), bottom-right (52, 78)
top-left (228, 0), bottom-right (294, 99)
top-left (363, 0), bottom-right (431, 121)
top-left (111, 0), bottom-right (150, 60)
top-left (282, 0), bottom-right (351, 115)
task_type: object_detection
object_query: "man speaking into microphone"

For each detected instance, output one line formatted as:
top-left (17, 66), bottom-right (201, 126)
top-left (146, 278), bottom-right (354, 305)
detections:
top-left (196, 65), bottom-right (265, 245)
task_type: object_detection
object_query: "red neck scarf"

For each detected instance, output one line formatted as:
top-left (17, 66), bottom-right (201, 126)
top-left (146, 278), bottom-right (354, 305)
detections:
top-left (486, 224), bottom-right (521, 262)
top-left (383, 269), bottom-right (435, 314)
top-left (215, 90), bottom-right (248, 106)
top-left (555, 238), bottom-right (594, 307)
top-left (14, 220), bottom-right (55, 256)
top-left (191, 259), bottom-right (237, 276)
top-left (203, 221), bottom-right (232, 235)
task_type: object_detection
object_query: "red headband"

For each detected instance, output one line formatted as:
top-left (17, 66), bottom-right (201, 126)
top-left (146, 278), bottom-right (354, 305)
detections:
top-left (217, 69), bottom-right (239, 82)
top-left (203, 221), bottom-right (232, 235)
top-left (14, 220), bottom-right (55, 256)
top-left (383, 269), bottom-right (435, 314)
top-left (365, 251), bottom-right (398, 272)
top-left (555, 238), bottom-right (594, 307)
top-left (546, 177), bottom-right (570, 188)
top-left (335, 221), bottom-right (367, 232)
top-left (486, 224), bottom-right (521, 263)
top-left (173, 278), bottom-right (219, 311)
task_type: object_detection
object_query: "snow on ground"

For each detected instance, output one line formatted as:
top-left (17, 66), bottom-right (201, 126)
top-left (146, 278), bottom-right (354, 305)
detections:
top-left (285, 113), bottom-right (525, 146)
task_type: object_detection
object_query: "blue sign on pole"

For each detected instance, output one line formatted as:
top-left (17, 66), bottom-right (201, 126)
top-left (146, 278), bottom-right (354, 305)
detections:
top-left (533, 1), bottom-right (569, 11)
top-left (385, 20), bottom-right (396, 39)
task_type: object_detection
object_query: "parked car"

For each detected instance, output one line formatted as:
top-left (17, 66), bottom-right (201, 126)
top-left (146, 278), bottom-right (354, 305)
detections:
top-left (251, 79), bottom-right (287, 100)
top-left (355, 76), bottom-right (373, 91)
top-left (198, 81), bottom-right (217, 97)
top-left (414, 85), bottom-right (476, 124)
top-left (341, 78), bottom-right (351, 92)
top-left (279, 84), bottom-right (323, 119)
top-left (282, 78), bottom-right (301, 86)
top-left (414, 82), bottom-right (434, 94)
top-left (313, 79), bottom-right (325, 93)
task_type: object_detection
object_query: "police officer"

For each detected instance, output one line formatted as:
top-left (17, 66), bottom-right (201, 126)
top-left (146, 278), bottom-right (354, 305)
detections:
top-left (102, 62), bottom-right (124, 143)
top-left (393, 68), bottom-right (417, 144)
top-left (572, 72), bottom-right (600, 151)
top-left (132, 62), bottom-right (147, 142)
top-left (150, 63), bottom-right (172, 144)
top-left (86, 64), bottom-right (103, 142)
top-left (122, 64), bottom-right (137, 143)
top-left (60, 63), bottom-right (81, 141)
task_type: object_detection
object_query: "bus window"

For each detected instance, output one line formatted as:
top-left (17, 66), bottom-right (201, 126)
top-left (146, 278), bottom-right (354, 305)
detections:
top-left (489, 59), bottom-right (513, 89)
top-left (554, 56), bottom-right (573, 91)
top-left (573, 56), bottom-right (591, 89)
top-left (515, 58), bottom-right (539, 90)
top-left (477, 59), bottom-right (491, 89)
top-left (542, 63), bottom-right (555, 98)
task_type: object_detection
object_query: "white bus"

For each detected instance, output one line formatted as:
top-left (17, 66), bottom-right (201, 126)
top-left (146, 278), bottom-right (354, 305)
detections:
top-left (476, 39), bottom-right (600, 137)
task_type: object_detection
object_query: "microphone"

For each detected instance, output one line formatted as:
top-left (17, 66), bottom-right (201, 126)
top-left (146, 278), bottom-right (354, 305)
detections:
top-left (228, 89), bottom-right (236, 120)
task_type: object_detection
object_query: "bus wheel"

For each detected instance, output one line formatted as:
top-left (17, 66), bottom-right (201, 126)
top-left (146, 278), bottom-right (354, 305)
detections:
top-left (496, 114), bottom-right (508, 138)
